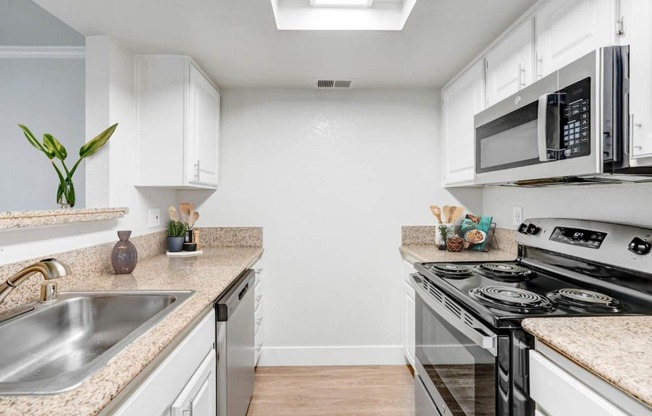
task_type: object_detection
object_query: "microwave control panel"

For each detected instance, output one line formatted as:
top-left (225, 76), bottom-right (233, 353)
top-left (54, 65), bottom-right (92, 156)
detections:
top-left (560, 78), bottom-right (592, 160)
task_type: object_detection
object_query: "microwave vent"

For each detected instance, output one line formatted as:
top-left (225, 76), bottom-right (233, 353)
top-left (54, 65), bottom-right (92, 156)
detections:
top-left (315, 79), bottom-right (353, 89)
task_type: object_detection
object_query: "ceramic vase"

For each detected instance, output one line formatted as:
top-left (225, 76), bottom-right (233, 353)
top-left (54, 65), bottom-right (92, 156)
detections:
top-left (111, 231), bottom-right (138, 274)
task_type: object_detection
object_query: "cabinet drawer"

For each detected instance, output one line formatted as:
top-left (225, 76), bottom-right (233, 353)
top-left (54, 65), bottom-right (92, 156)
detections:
top-left (113, 309), bottom-right (215, 416)
top-left (530, 351), bottom-right (628, 416)
top-left (255, 292), bottom-right (263, 310)
top-left (255, 299), bottom-right (263, 322)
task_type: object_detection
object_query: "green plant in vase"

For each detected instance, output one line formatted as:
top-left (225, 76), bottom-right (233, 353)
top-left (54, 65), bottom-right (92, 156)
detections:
top-left (166, 220), bottom-right (187, 253)
top-left (18, 123), bottom-right (118, 208)
top-left (437, 224), bottom-right (452, 249)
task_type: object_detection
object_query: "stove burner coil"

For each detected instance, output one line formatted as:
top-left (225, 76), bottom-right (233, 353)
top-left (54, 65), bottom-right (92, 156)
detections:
top-left (475, 263), bottom-right (535, 282)
top-left (547, 288), bottom-right (623, 312)
top-left (426, 263), bottom-right (473, 279)
top-left (469, 286), bottom-right (554, 313)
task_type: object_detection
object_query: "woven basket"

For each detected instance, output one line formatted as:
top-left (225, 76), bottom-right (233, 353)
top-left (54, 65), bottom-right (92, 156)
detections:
top-left (446, 237), bottom-right (465, 252)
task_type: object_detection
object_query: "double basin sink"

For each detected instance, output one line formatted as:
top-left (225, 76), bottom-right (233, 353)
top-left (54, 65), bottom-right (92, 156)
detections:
top-left (0, 291), bottom-right (193, 395)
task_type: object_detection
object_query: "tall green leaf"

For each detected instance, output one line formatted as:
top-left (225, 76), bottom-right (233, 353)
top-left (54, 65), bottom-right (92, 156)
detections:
top-left (43, 134), bottom-right (68, 161)
top-left (18, 124), bottom-right (54, 159)
top-left (79, 123), bottom-right (118, 159)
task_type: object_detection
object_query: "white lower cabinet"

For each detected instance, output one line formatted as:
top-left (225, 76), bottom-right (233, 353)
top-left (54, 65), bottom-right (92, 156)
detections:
top-left (170, 350), bottom-right (216, 416)
top-left (402, 261), bottom-right (416, 367)
top-left (530, 347), bottom-right (651, 416)
top-left (112, 310), bottom-right (216, 416)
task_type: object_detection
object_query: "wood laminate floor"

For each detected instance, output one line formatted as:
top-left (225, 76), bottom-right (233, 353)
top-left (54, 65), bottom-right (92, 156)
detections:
top-left (246, 366), bottom-right (415, 416)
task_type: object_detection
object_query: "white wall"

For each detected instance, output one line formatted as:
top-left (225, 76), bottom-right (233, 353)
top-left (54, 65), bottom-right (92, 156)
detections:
top-left (0, 57), bottom-right (86, 211)
top-left (0, 37), bottom-right (176, 265)
top-left (179, 88), bottom-right (482, 365)
top-left (483, 183), bottom-right (652, 229)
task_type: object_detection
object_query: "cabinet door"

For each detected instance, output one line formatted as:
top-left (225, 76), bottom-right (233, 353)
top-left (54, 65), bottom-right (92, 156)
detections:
top-left (403, 281), bottom-right (415, 367)
top-left (187, 64), bottom-right (221, 187)
top-left (486, 19), bottom-right (535, 107)
top-left (621, 0), bottom-right (652, 157)
top-left (442, 59), bottom-right (485, 186)
top-left (170, 349), bottom-right (217, 416)
top-left (535, 0), bottom-right (616, 79)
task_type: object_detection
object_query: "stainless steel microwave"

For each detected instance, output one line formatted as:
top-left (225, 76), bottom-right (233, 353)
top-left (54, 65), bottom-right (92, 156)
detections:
top-left (474, 46), bottom-right (652, 186)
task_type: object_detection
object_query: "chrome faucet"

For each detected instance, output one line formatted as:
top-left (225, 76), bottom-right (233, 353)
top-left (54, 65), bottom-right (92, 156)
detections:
top-left (0, 259), bottom-right (70, 305)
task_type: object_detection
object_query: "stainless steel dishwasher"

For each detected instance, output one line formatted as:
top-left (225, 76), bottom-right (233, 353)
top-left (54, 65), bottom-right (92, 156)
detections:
top-left (215, 269), bottom-right (255, 416)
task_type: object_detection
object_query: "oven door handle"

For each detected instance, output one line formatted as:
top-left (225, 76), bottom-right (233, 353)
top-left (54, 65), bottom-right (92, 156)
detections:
top-left (411, 274), bottom-right (498, 357)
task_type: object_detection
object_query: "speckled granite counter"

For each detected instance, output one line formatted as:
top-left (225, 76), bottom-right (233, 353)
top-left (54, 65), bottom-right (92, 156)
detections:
top-left (400, 225), bottom-right (518, 263)
top-left (0, 246), bottom-right (263, 416)
top-left (523, 316), bottom-right (652, 408)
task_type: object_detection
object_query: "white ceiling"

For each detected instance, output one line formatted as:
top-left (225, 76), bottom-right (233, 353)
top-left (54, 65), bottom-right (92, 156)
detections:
top-left (35, 0), bottom-right (537, 88)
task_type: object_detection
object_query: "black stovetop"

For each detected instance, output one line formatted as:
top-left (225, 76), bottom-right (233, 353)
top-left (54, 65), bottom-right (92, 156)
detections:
top-left (414, 259), bottom-right (652, 330)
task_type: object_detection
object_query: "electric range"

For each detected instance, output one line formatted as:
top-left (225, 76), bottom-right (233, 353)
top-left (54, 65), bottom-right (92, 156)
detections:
top-left (411, 218), bottom-right (652, 416)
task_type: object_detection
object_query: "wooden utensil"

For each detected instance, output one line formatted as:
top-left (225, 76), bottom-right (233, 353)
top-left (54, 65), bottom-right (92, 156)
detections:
top-left (429, 205), bottom-right (442, 224)
top-left (443, 205), bottom-right (451, 223)
top-left (168, 206), bottom-right (179, 221)
top-left (450, 206), bottom-right (465, 224)
top-left (188, 211), bottom-right (200, 229)
top-left (179, 203), bottom-right (192, 223)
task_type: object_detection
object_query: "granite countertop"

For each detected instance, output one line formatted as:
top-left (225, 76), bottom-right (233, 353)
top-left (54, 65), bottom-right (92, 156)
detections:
top-left (399, 225), bottom-right (518, 264)
top-left (0, 246), bottom-right (263, 416)
top-left (399, 245), bottom-right (517, 263)
top-left (522, 316), bottom-right (652, 408)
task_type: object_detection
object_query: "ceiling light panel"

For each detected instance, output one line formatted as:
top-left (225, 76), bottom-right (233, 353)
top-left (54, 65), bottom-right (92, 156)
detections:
top-left (310, 0), bottom-right (373, 7)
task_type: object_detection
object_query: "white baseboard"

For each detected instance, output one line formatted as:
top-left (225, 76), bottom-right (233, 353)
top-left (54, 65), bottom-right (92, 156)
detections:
top-left (257, 345), bottom-right (405, 366)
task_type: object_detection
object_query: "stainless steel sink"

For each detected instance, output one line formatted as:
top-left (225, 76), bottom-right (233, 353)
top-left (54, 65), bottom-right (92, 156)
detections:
top-left (0, 291), bottom-right (193, 395)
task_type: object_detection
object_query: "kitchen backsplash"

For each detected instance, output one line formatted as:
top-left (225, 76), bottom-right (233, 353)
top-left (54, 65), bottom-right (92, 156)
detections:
top-left (0, 227), bottom-right (263, 313)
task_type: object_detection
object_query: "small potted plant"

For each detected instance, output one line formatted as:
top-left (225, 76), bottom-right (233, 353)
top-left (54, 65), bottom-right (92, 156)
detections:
top-left (437, 224), bottom-right (452, 250)
top-left (166, 220), bottom-right (187, 252)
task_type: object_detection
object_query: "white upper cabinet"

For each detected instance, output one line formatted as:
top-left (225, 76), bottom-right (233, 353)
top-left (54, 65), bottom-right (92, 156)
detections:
top-left (136, 56), bottom-right (221, 189)
top-left (485, 19), bottom-right (535, 107)
top-left (620, 0), bottom-right (652, 158)
top-left (535, 0), bottom-right (617, 79)
top-left (442, 59), bottom-right (486, 187)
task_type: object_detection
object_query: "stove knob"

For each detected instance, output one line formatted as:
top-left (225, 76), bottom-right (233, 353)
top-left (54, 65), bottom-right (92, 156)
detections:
top-left (628, 237), bottom-right (652, 255)
top-left (518, 223), bottom-right (529, 234)
top-left (526, 224), bottom-right (541, 235)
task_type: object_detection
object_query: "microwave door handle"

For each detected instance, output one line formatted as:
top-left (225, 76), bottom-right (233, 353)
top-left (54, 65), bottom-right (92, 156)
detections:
top-left (538, 94), bottom-right (553, 161)
top-left (410, 275), bottom-right (498, 356)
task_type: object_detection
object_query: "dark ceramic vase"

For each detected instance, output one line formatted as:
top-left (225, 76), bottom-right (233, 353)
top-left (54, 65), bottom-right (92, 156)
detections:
top-left (111, 231), bottom-right (138, 274)
top-left (167, 236), bottom-right (185, 253)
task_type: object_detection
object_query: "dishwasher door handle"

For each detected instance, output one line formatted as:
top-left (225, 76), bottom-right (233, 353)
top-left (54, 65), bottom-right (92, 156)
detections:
top-left (238, 283), bottom-right (249, 300)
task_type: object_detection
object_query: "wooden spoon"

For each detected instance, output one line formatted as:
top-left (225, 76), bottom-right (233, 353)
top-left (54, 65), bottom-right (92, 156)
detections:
top-left (168, 206), bottom-right (179, 221)
top-left (442, 205), bottom-right (451, 223)
top-left (187, 211), bottom-right (200, 229)
top-left (450, 206), bottom-right (465, 223)
top-left (179, 203), bottom-right (192, 223)
top-left (448, 206), bottom-right (457, 223)
top-left (429, 205), bottom-right (442, 224)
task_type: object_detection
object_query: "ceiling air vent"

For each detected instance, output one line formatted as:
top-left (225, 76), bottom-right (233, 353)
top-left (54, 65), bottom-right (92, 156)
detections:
top-left (315, 79), bottom-right (353, 89)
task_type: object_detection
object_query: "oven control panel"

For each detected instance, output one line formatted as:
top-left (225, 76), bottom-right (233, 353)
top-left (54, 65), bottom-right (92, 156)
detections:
top-left (560, 78), bottom-right (591, 160)
top-left (549, 227), bottom-right (607, 249)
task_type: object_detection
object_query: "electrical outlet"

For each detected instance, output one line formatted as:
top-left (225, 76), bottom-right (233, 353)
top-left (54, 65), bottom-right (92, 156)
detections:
top-left (148, 208), bottom-right (161, 228)
top-left (513, 207), bottom-right (523, 226)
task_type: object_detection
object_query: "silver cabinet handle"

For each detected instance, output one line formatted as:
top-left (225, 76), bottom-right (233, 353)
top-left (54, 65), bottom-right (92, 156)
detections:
top-left (631, 114), bottom-right (644, 151)
top-left (518, 63), bottom-right (526, 89)
top-left (536, 55), bottom-right (543, 80)
top-left (194, 160), bottom-right (200, 181)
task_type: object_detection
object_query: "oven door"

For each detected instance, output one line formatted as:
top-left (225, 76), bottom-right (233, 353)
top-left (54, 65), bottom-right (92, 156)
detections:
top-left (412, 274), bottom-right (501, 416)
